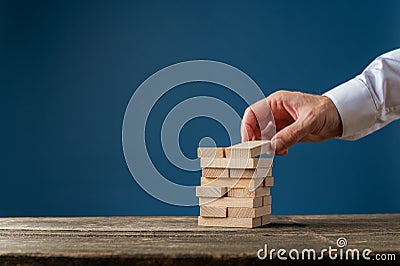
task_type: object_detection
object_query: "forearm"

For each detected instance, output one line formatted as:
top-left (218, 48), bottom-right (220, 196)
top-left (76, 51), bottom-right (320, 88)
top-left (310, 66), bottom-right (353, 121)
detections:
top-left (324, 49), bottom-right (400, 140)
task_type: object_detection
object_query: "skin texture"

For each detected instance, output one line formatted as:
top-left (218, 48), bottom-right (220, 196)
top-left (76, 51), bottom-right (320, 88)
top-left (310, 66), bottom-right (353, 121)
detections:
top-left (241, 90), bottom-right (343, 156)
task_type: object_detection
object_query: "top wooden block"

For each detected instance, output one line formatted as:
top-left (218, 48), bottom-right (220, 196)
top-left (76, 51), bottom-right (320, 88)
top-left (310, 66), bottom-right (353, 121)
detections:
top-left (225, 140), bottom-right (272, 158)
top-left (197, 147), bottom-right (225, 158)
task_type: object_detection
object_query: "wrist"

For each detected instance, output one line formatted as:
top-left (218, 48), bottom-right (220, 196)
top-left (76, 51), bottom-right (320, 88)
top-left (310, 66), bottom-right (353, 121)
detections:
top-left (322, 96), bottom-right (343, 138)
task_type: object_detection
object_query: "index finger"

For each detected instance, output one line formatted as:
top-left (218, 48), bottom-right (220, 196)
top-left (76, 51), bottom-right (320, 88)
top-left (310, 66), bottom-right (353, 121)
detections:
top-left (241, 107), bottom-right (257, 142)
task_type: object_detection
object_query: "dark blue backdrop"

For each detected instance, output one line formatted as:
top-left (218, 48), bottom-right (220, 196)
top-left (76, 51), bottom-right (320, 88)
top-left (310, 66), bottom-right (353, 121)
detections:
top-left (1, 0), bottom-right (399, 216)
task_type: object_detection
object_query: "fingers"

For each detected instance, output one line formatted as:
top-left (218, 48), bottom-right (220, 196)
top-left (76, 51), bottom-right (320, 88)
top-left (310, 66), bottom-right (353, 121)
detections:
top-left (261, 120), bottom-right (276, 140)
top-left (242, 90), bottom-right (340, 155)
top-left (271, 120), bottom-right (309, 153)
top-left (241, 123), bottom-right (254, 142)
top-left (275, 149), bottom-right (288, 156)
top-left (241, 107), bottom-right (257, 142)
top-left (241, 98), bottom-right (275, 142)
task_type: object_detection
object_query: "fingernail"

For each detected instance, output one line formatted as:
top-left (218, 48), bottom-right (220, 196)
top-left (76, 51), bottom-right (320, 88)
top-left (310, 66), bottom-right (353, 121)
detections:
top-left (272, 138), bottom-right (284, 152)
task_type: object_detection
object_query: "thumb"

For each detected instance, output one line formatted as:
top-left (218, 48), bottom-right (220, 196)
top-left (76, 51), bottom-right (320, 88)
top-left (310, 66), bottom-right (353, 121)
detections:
top-left (271, 120), bottom-right (308, 153)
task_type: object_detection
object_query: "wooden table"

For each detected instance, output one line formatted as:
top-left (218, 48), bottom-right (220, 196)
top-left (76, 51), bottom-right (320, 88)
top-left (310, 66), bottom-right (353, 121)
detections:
top-left (0, 214), bottom-right (399, 265)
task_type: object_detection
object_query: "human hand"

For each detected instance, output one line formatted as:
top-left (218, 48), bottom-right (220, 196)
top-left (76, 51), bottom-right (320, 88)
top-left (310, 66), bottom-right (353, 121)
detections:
top-left (241, 90), bottom-right (343, 155)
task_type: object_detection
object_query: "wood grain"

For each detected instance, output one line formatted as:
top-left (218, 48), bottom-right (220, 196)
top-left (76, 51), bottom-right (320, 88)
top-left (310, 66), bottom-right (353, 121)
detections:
top-left (196, 186), bottom-right (227, 198)
top-left (225, 140), bottom-right (272, 158)
top-left (230, 167), bottom-right (272, 178)
top-left (199, 196), bottom-right (263, 208)
top-left (264, 177), bottom-right (274, 187)
top-left (200, 206), bottom-right (227, 217)
top-left (228, 205), bottom-right (271, 218)
top-left (200, 157), bottom-right (273, 169)
top-left (261, 214), bottom-right (271, 225)
top-left (202, 167), bottom-right (229, 178)
top-left (0, 215), bottom-right (398, 265)
top-left (263, 195), bottom-right (272, 205)
top-left (198, 216), bottom-right (262, 228)
top-left (228, 186), bottom-right (270, 198)
top-left (197, 147), bottom-right (225, 158)
top-left (201, 177), bottom-right (268, 188)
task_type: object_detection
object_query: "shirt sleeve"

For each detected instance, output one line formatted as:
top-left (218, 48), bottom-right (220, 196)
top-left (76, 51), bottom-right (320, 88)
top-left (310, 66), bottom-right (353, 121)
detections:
top-left (323, 49), bottom-right (400, 140)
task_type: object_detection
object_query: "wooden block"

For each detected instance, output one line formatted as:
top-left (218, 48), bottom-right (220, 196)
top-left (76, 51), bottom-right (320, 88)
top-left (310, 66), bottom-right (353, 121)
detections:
top-left (196, 186), bottom-right (227, 198)
top-left (200, 157), bottom-right (272, 169)
top-left (228, 205), bottom-right (271, 218)
top-left (198, 216), bottom-right (262, 228)
top-left (261, 214), bottom-right (271, 225)
top-left (200, 206), bottom-right (227, 217)
top-left (197, 147), bottom-right (225, 158)
top-left (230, 167), bottom-right (272, 178)
top-left (202, 168), bottom-right (229, 178)
top-left (228, 186), bottom-right (270, 198)
top-left (201, 177), bottom-right (269, 189)
top-left (199, 196), bottom-right (263, 208)
top-left (263, 177), bottom-right (274, 187)
top-left (225, 140), bottom-right (272, 158)
top-left (263, 196), bottom-right (272, 206)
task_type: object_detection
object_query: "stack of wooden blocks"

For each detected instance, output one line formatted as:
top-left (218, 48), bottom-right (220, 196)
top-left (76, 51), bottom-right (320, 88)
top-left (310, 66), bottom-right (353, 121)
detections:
top-left (196, 140), bottom-right (274, 228)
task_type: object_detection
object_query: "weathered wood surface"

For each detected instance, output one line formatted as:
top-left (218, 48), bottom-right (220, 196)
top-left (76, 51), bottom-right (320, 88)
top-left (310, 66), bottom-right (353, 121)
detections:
top-left (0, 214), bottom-right (399, 265)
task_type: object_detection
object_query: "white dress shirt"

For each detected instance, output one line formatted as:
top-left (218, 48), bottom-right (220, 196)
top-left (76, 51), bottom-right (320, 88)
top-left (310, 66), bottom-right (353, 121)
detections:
top-left (324, 49), bottom-right (400, 140)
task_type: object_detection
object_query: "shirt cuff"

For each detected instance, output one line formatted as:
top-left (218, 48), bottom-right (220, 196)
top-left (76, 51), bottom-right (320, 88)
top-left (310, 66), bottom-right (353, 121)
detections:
top-left (323, 78), bottom-right (377, 140)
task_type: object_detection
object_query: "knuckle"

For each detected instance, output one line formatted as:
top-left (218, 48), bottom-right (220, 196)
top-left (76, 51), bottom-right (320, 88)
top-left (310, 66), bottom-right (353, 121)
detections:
top-left (268, 90), bottom-right (290, 107)
top-left (243, 106), bottom-right (252, 116)
top-left (269, 90), bottom-right (301, 105)
top-left (271, 90), bottom-right (289, 99)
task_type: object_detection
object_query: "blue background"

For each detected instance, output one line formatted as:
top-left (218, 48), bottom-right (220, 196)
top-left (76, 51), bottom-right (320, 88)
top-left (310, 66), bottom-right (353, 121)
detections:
top-left (1, 0), bottom-right (399, 216)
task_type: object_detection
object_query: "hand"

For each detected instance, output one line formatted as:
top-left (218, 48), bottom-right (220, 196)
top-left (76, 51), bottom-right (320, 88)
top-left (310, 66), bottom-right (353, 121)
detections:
top-left (241, 90), bottom-right (343, 155)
